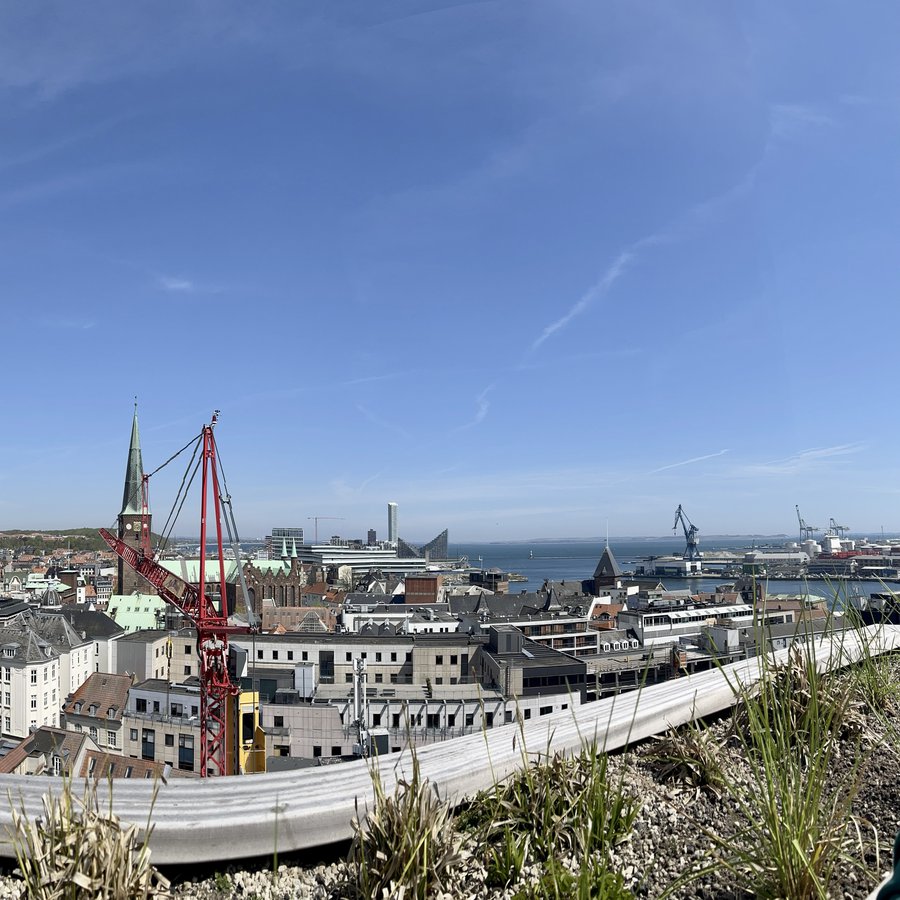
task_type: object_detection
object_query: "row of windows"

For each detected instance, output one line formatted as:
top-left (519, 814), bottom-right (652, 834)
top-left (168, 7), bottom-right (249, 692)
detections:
top-left (134, 698), bottom-right (199, 717)
top-left (137, 728), bottom-right (194, 770)
top-left (73, 724), bottom-right (117, 746)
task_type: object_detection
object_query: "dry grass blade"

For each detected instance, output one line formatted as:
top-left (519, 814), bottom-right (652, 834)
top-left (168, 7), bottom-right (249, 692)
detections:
top-left (9, 776), bottom-right (170, 900)
top-left (348, 754), bottom-right (465, 900)
top-left (646, 723), bottom-right (725, 797)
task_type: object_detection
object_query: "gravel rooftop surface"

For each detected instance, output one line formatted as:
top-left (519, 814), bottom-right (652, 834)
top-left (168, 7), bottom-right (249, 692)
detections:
top-left (3, 661), bottom-right (899, 899)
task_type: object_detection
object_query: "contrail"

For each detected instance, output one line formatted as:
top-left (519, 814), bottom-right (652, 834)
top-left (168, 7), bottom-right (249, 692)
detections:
top-left (648, 449), bottom-right (730, 474)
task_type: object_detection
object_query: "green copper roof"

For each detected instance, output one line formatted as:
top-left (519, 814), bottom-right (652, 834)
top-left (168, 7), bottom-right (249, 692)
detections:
top-left (120, 405), bottom-right (145, 516)
top-left (106, 593), bottom-right (166, 633)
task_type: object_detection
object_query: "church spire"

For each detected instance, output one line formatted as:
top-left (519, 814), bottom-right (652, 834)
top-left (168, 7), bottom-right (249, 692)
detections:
top-left (120, 402), bottom-right (145, 516)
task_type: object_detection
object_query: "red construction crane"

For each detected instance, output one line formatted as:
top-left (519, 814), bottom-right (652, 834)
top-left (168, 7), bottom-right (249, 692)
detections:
top-left (100, 412), bottom-right (251, 777)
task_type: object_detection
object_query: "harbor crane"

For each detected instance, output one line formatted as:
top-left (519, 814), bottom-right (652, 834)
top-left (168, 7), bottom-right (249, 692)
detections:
top-left (828, 517), bottom-right (850, 538)
top-left (100, 412), bottom-right (255, 777)
top-left (795, 505), bottom-right (819, 541)
top-left (673, 504), bottom-right (701, 561)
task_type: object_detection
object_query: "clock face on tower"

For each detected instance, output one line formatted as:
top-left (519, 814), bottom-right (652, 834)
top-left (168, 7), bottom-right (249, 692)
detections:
top-left (125, 523), bottom-right (133, 530)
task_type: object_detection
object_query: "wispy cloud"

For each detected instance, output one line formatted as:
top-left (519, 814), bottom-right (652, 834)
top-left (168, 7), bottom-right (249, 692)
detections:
top-left (157, 274), bottom-right (227, 296)
top-left (532, 250), bottom-right (635, 350)
top-left (736, 443), bottom-right (865, 477)
top-left (357, 404), bottom-right (411, 440)
top-left (455, 384), bottom-right (494, 431)
top-left (38, 315), bottom-right (96, 331)
top-left (770, 103), bottom-right (836, 140)
top-left (158, 275), bottom-right (196, 293)
top-left (530, 162), bottom-right (761, 351)
top-left (648, 449), bottom-right (730, 475)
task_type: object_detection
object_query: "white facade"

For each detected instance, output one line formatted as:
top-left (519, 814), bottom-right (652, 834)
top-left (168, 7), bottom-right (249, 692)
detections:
top-left (387, 502), bottom-right (398, 545)
top-left (0, 655), bottom-right (59, 738)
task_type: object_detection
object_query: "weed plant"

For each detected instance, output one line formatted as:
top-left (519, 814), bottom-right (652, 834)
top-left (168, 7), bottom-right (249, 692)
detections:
top-left (457, 741), bottom-right (638, 896)
top-left (347, 754), bottom-right (463, 900)
top-left (705, 633), bottom-right (872, 899)
top-left (9, 775), bottom-right (169, 900)
top-left (646, 721), bottom-right (725, 797)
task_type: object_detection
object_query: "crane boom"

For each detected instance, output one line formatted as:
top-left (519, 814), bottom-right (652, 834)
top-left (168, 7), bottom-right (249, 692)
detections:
top-left (100, 413), bottom-right (250, 777)
top-left (795, 505), bottom-right (819, 541)
top-left (673, 504), bottom-right (701, 562)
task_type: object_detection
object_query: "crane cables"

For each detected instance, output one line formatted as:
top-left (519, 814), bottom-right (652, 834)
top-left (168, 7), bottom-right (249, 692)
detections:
top-left (151, 433), bottom-right (204, 557)
top-left (111, 431), bottom-right (203, 545)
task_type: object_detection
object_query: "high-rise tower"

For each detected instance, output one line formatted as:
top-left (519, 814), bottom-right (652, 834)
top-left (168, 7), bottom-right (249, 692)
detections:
top-left (117, 404), bottom-right (151, 595)
top-left (387, 502), bottom-right (398, 545)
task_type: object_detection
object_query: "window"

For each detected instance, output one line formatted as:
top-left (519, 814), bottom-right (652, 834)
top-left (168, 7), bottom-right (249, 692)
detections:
top-left (375, 652), bottom-right (382, 662)
top-left (465, 714), bottom-right (474, 727)
top-left (375, 674), bottom-right (383, 684)
top-left (287, 651), bottom-right (293, 661)
top-left (89, 726), bottom-right (98, 741)
top-left (331, 746), bottom-right (341, 757)
top-left (74, 724), bottom-right (83, 732)
top-left (124, 766), bottom-right (133, 778)
top-left (405, 652), bottom-right (412, 662)
top-left (450, 655), bottom-right (458, 666)
top-left (485, 713), bottom-right (494, 727)
top-left (2, 668), bottom-right (8, 682)
top-left (540, 706), bottom-right (552, 716)
top-left (30, 671), bottom-right (37, 685)
top-left (313, 745), bottom-right (322, 758)
top-left (152, 701), bottom-right (160, 713)
top-left (141, 729), bottom-right (155, 760)
top-left (273, 715), bottom-right (284, 728)
top-left (3, 717), bottom-right (8, 732)
top-left (183, 666), bottom-right (191, 676)
top-left (171, 703), bottom-right (183, 717)
top-left (43, 668), bottom-right (48, 682)
top-left (135, 698), bottom-right (147, 713)
top-left (372, 714), bottom-right (381, 726)
top-left (130, 729), bottom-right (138, 741)
top-left (436, 655), bottom-right (443, 665)
top-left (345, 652), bottom-right (352, 662)
top-left (184, 645), bottom-right (191, 655)
top-left (345, 674), bottom-right (353, 683)
top-left (30, 698), bottom-right (36, 710)
top-left (524, 709), bottom-right (532, 720)
top-left (427, 713), bottom-right (440, 728)
top-left (257, 649), bottom-right (263, 660)
top-left (178, 735), bottom-right (194, 771)
top-left (272, 650), bottom-right (279, 661)
top-left (107, 730), bottom-right (117, 747)
top-left (448, 714), bottom-right (456, 727)
top-left (3, 693), bottom-right (8, 707)
top-left (390, 652), bottom-right (397, 662)
top-left (165, 734), bottom-right (174, 747)
top-left (301, 651), bottom-right (308, 661)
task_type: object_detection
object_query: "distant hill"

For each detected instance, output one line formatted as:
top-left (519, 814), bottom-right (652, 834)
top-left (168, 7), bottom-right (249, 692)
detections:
top-left (0, 528), bottom-right (110, 553)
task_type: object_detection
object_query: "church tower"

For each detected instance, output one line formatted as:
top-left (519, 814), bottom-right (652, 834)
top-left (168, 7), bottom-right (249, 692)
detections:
top-left (117, 404), bottom-right (151, 595)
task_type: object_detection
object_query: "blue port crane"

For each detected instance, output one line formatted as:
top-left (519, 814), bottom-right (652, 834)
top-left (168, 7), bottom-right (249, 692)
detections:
top-left (673, 504), bottom-right (701, 561)
top-left (795, 505), bottom-right (819, 541)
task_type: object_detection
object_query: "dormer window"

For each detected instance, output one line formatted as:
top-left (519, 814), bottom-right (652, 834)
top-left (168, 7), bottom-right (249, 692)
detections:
top-left (74, 702), bottom-right (83, 714)
top-left (88, 705), bottom-right (97, 716)
top-left (107, 707), bottom-right (116, 718)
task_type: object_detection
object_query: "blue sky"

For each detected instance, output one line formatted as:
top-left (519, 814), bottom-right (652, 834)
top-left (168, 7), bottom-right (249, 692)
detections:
top-left (2, 1), bottom-right (899, 542)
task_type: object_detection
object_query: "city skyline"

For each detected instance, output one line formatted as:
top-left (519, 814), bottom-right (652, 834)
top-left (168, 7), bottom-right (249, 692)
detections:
top-left (2, 4), bottom-right (900, 540)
